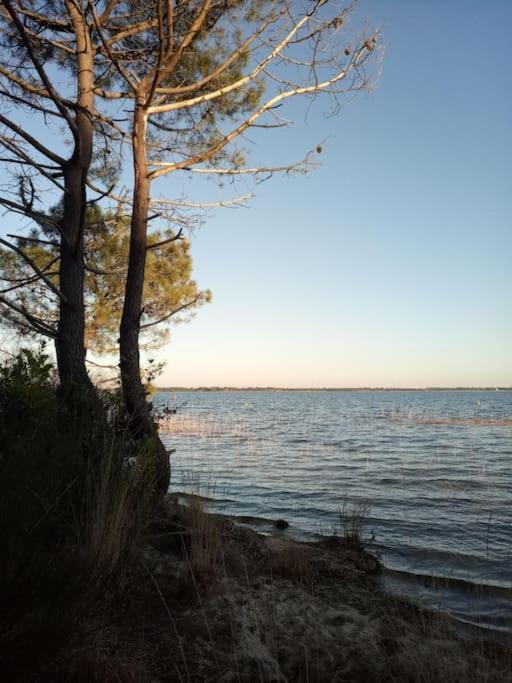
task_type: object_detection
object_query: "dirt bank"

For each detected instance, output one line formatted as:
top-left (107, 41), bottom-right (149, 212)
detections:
top-left (69, 496), bottom-right (510, 682)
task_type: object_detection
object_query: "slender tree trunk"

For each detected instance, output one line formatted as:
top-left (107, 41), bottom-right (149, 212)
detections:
top-left (120, 105), bottom-right (170, 494)
top-left (56, 5), bottom-right (94, 396)
top-left (57, 164), bottom-right (92, 393)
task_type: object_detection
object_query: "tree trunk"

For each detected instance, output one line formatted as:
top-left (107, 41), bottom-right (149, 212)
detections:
top-left (120, 105), bottom-right (170, 494)
top-left (56, 164), bottom-right (92, 394)
top-left (56, 6), bottom-right (94, 396)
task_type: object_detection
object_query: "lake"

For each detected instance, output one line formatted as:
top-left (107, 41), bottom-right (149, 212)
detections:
top-left (155, 390), bottom-right (512, 636)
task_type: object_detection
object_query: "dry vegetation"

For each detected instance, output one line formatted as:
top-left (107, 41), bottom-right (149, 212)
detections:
top-left (158, 412), bottom-right (251, 441)
top-left (75, 497), bottom-right (511, 683)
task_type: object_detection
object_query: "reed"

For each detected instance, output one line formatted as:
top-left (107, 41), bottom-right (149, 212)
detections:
top-left (332, 499), bottom-right (372, 551)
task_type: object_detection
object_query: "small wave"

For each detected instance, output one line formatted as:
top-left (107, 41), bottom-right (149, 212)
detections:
top-left (401, 417), bottom-right (512, 426)
top-left (383, 567), bottom-right (512, 597)
top-left (382, 569), bottom-right (512, 637)
top-left (320, 439), bottom-right (366, 451)
top-left (376, 477), bottom-right (404, 485)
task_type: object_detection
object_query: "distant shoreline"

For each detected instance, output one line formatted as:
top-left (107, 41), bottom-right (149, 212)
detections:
top-left (156, 386), bottom-right (512, 392)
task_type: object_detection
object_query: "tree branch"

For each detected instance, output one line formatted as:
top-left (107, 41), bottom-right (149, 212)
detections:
top-left (140, 295), bottom-right (201, 329)
top-left (0, 113), bottom-right (65, 165)
top-left (0, 237), bottom-right (66, 301)
top-left (0, 294), bottom-right (57, 337)
top-left (149, 193), bottom-right (253, 208)
top-left (148, 8), bottom-right (314, 115)
top-left (2, 0), bottom-right (77, 133)
top-left (148, 37), bottom-right (376, 181)
top-left (146, 228), bottom-right (183, 251)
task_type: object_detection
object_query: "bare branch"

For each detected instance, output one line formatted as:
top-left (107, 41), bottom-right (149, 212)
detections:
top-left (0, 294), bottom-right (57, 337)
top-left (148, 36), bottom-right (377, 181)
top-left (0, 195), bottom-right (63, 229)
top-left (146, 228), bottom-right (183, 252)
top-left (140, 295), bottom-right (202, 329)
top-left (14, 6), bottom-right (72, 32)
top-left (2, 0), bottom-right (77, 133)
top-left (6, 234), bottom-right (58, 248)
top-left (84, 262), bottom-right (125, 275)
top-left (148, 8), bottom-right (314, 115)
top-left (0, 113), bottom-right (65, 165)
top-left (0, 237), bottom-right (66, 301)
top-left (153, 152), bottom-right (319, 177)
top-left (149, 193), bottom-right (253, 208)
top-left (97, 0), bottom-right (120, 25)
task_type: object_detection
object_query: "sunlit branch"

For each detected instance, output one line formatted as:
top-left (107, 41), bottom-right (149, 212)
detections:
top-left (148, 37), bottom-right (376, 181)
top-left (148, 7), bottom-right (318, 115)
top-left (149, 192), bottom-right (253, 208)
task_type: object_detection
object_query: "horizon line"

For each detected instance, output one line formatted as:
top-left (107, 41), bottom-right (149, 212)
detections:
top-left (156, 386), bottom-right (512, 392)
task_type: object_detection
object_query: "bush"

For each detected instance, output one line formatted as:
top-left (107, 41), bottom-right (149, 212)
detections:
top-left (0, 349), bottom-right (154, 680)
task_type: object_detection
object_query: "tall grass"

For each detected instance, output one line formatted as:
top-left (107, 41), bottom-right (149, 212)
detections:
top-left (0, 349), bottom-right (154, 679)
top-left (332, 499), bottom-right (372, 551)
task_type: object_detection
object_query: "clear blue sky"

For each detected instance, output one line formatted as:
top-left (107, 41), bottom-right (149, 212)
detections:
top-left (1, 1), bottom-right (511, 387)
top-left (155, 0), bottom-right (512, 387)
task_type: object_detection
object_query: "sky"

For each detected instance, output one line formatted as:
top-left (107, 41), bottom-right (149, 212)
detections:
top-left (1, 1), bottom-right (511, 387)
top-left (153, 0), bottom-right (512, 387)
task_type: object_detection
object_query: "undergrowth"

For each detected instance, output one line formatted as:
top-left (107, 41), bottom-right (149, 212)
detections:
top-left (0, 348), bottom-right (155, 680)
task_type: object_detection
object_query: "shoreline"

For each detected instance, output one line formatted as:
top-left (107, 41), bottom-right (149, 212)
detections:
top-left (171, 492), bottom-right (512, 644)
top-left (84, 495), bottom-right (512, 681)
top-left (157, 387), bottom-right (512, 392)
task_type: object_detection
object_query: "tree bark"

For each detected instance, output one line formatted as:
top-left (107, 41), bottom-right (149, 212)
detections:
top-left (56, 164), bottom-right (92, 394)
top-left (56, 4), bottom-right (95, 396)
top-left (120, 104), bottom-right (170, 494)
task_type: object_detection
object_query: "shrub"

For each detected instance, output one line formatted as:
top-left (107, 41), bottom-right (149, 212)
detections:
top-left (0, 349), bottom-right (154, 679)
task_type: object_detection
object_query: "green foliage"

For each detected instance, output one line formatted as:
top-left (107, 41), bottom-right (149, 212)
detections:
top-left (0, 349), bottom-right (155, 679)
top-left (86, 211), bottom-right (211, 355)
top-left (0, 204), bottom-right (211, 358)
top-left (0, 345), bottom-right (55, 420)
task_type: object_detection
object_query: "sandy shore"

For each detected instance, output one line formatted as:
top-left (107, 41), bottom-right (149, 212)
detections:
top-left (66, 494), bottom-right (509, 682)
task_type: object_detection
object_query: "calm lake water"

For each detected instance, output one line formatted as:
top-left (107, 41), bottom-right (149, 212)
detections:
top-left (155, 390), bottom-right (512, 635)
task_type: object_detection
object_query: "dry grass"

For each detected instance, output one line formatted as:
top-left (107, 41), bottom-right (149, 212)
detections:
top-left (268, 538), bottom-right (313, 583)
top-left (158, 412), bottom-right (220, 436)
top-left (332, 499), bottom-right (372, 551)
top-left (81, 438), bottom-right (149, 577)
top-left (181, 498), bottom-right (225, 589)
top-left (157, 412), bottom-right (256, 453)
top-left (158, 411), bottom-right (249, 438)
top-left (82, 499), bottom-right (512, 683)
